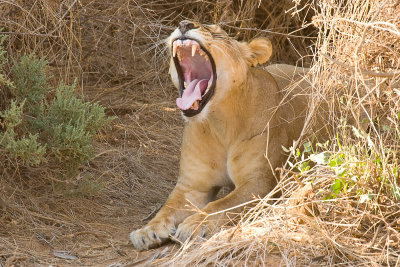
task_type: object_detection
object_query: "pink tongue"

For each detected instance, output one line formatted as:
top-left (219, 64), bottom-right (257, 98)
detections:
top-left (176, 79), bottom-right (208, 110)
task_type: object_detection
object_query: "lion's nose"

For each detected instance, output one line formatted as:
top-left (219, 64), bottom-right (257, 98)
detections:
top-left (178, 20), bottom-right (197, 35)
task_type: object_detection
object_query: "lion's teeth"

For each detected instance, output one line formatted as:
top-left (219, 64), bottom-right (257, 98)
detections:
top-left (184, 81), bottom-right (187, 87)
top-left (199, 50), bottom-right (209, 60)
top-left (192, 45), bottom-right (196, 57)
top-left (192, 101), bottom-right (198, 109)
top-left (191, 44), bottom-right (197, 56)
top-left (177, 50), bottom-right (182, 61)
top-left (205, 85), bottom-right (210, 94)
top-left (204, 81), bottom-right (211, 94)
top-left (173, 42), bottom-right (177, 57)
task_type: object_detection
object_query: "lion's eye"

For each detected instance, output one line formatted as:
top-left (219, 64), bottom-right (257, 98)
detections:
top-left (204, 25), bottom-right (225, 36)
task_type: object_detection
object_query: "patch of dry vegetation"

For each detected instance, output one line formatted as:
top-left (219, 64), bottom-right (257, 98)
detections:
top-left (0, 0), bottom-right (399, 266)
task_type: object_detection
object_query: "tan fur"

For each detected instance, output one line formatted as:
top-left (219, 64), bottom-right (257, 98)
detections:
top-left (130, 21), bottom-right (312, 250)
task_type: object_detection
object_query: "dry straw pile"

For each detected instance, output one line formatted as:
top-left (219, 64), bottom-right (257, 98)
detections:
top-left (0, 0), bottom-right (399, 266)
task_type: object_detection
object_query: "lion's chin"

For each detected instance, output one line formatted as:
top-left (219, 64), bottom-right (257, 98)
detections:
top-left (172, 38), bottom-right (216, 117)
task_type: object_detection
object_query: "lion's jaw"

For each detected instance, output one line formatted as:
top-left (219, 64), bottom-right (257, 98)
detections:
top-left (168, 22), bottom-right (251, 118)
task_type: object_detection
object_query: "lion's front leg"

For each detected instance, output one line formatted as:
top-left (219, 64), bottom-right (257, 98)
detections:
top-left (175, 133), bottom-right (284, 243)
top-left (130, 122), bottom-right (228, 250)
top-left (130, 182), bottom-right (211, 250)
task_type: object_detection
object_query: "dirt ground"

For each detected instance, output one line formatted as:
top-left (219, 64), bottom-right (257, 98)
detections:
top-left (0, 76), bottom-right (187, 266)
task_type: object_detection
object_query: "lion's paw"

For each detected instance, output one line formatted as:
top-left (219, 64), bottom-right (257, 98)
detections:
top-left (130, 219), bottom-right (176, 250)
top-left (174, 214), bottom-right (209, 243)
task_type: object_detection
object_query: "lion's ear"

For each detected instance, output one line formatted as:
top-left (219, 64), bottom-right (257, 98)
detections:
top-left (241, 37), bottom-right (272, 67)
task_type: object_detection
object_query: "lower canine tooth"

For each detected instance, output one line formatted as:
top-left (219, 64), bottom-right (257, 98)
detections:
top-left (192, 101), bottom-right (198, 109)
top-left (173, 42), bottom-right (177, 57)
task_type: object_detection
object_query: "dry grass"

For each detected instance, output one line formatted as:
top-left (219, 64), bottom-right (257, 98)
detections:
top-left (1, 0), bottom-right (399, 266)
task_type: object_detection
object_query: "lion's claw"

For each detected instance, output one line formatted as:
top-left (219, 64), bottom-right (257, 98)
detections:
top-left (174, 214), bottom-right (209, 243)
top-left (130, 221), bottom-right (175, 250)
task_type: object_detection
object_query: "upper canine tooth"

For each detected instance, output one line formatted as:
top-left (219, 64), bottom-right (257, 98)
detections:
top-left (173, 42), bottom-right (177, 57)
top-left (191, 44), bottom-right (197, 56)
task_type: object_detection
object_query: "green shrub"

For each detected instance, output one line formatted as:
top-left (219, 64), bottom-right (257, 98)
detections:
top-left (11, 55), bottom-right (49, 116)
top-left (284, 121), bottom-right (399, 204)
top-left (0, 100), bottom-right (47, 166)
top-left (0, 35), bottom-right (113, 173)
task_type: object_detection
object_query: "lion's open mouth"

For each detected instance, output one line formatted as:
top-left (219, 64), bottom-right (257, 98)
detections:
top-left (172, 38), bottom-right (216, 117)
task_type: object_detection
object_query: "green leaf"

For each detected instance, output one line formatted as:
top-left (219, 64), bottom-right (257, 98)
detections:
top-left (323, 193), bottom-right (337, 201)
top-left (303, 142), bottom-right (311, 153)
top-left (359, 194), bottom-right (373, 203)
top-left (331, 179), bottom-right (344, 194)
top-left (298, 161), bottom-right (309, 172)
top-left (391, 184), bottom-right (400, 200)
top-left (329, 155), bottom-right (344, 167)
top-left (310, 152), bottom-right (330, 165)
top-left (335, 166), bottom-right (347, 177)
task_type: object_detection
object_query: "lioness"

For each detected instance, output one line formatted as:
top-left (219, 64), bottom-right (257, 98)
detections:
top-left (130, 20), bottom-right (310, 250)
